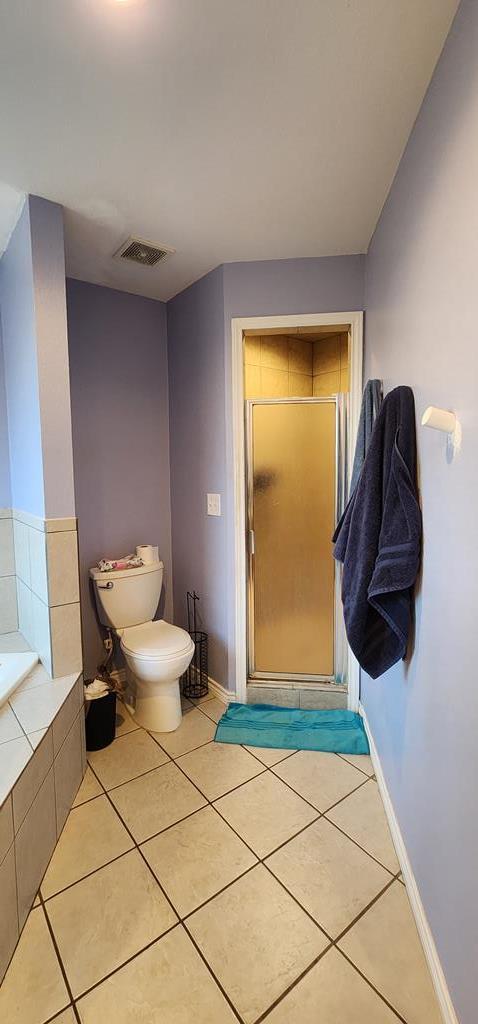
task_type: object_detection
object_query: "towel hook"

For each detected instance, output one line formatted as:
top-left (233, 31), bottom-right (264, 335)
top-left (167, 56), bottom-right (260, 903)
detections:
top-left (421, 405), bottom-right (461, 457)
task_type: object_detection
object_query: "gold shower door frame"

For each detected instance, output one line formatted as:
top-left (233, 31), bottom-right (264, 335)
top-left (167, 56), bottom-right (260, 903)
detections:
top-left (246, 396), bottom-right (348, 684)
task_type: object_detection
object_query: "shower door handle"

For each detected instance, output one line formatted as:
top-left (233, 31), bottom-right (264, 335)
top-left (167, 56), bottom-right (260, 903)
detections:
top-left (248, 530), bottom-right (255, 556)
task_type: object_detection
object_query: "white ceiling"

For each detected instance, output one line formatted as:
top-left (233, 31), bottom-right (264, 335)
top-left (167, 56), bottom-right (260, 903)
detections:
top-left (0, 0), bottom-right (457, 302)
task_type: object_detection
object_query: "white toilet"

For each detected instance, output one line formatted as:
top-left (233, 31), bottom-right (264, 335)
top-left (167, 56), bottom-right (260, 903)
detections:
top-left (90, 560), bottom-right (194, 732)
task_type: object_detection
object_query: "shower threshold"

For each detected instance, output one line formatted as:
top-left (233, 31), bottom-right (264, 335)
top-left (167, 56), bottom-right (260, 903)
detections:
top-left (246, 678), bottom-right (347, 711)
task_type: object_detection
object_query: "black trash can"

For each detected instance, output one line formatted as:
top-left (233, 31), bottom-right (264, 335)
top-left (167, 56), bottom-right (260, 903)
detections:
top-left (85, 691), bottom-right (116, 751)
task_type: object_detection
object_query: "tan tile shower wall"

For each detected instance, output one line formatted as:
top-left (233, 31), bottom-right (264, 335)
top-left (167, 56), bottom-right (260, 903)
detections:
top-left (244, 335), bottom-right (313, 398)
top-left (313, 333), bottom-right (349, 396)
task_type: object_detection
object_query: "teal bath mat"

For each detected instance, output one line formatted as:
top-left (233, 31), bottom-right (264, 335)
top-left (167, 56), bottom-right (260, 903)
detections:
top-left (214, 703), bottom-right (370, 755)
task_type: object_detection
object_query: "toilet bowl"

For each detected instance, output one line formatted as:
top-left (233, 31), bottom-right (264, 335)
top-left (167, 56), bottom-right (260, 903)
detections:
top-left (89, 559), bottom-right (194, 733)
top-left (121, 620), bottom-right (195, 732)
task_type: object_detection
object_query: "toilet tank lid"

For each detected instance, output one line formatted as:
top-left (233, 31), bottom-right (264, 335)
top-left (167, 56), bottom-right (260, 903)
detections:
top-left (89, 560), bottom-right (163, 582)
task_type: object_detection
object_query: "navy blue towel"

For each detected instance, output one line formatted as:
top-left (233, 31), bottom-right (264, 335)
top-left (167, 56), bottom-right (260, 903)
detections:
top-left (333, 386), bottom-right (421, 678)
top-left (350, 379), bottom-right (382, 495)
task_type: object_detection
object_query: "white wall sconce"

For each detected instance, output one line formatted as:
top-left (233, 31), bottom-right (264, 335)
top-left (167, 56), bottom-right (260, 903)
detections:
top-left (421, 405), bottom-right (462, 457)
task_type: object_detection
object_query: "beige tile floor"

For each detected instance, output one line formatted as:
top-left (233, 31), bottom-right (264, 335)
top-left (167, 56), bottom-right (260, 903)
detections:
top-left (0, 694), bottom-right (443, 1024)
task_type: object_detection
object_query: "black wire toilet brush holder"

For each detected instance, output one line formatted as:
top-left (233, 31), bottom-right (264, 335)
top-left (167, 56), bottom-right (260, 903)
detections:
top-left (181, 590), bottom-right (209, 699)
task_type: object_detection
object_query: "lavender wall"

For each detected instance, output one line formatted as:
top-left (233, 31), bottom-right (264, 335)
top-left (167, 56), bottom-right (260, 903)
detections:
top-left (0, 200), bottom-right (44, 516)
top-left (0, 196), bottom-right (74, 519)
top-left (168, 257), bottom-right (365, 688)
top-left (67, 279), bottom-right (172, 678)
top-left (363, 2), bottom-right (476, 1019)
top-left (167, 267), bottom-right (228, 683)
top-left (0, 325), bottom-right (11, 508)
top-left (29, 196), bottom-right (75, 518)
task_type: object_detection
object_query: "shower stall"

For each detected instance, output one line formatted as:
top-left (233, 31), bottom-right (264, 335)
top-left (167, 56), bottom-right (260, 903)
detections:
top-left (246, 395), bottom-right (348, 687)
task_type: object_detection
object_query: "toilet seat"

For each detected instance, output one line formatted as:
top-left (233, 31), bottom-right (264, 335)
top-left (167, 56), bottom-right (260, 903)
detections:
top-left (120, 619), bottom-right (193, 661)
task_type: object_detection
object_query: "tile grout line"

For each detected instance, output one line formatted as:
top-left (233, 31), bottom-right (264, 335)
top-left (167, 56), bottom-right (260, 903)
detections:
top-left (321, 807), bottom-right (399, 875)
top-left (71, 923), bottom-right (181, 1007)
top-left (144, 743), bottom-right (410, 1019)
top-left (253, 944), bottom-right (335, 1024)
top-left (84, 756), bottom-right (335, 1019)
top-left (337, 947), bottom-right (409, 1024)
top-left (39, 895), bottom-right (82, 1024)
top-left (78, 762), bottom-right (243, 1021)
top-left (163, 745), bottom-right (413, 1022)
top-left (336, 751), bottom-right (375, 778)
top-left (180, 920), bottom-right (244, 1022)
top-left (270, 765), bottom-right (370, 816)
top-left (43, 731), bottom-right (409, 1023)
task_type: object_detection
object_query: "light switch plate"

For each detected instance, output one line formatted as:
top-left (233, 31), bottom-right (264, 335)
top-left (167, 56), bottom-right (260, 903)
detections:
top-left (207, 493), bottom-right (221, 516)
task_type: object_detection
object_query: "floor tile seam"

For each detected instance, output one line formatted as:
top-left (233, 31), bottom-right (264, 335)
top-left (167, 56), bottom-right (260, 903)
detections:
top-left (179, 919), bottom-right (244, 1022)
top-left (41, 845), bottom-right (136, 904)
top-left (336, 752), bottom-right (374, 778)
top-left (320, 812), bottom-right (398, 875)
top-left (78, 750), bottom-right (404, 1020)
top-left (42, 1006), bottom-right (76, 1024)
top-left (195, 702), bottom-right (224, 724)
top-left (148, 730), bottom-right (217, 761)
top-left (252, 880), bottom-right (408, 1024)
top-left (263, 766), bottom-right (335, 813)
top-left (100, 745), bottom-right (349, 894)
top-left (67, 754), bottom-right (393, 896)
top-left (255, 939), bottom-right (408, 1024)
top-left (267, 764), bottom-right (369, 815)
top-left (336, 946), bottom-right (409, 1023)
top-left (316, 773), bottom-right (371, 814)
top-left (174, 859), bottom-right (260, 926)
top-left (40, 894), bottom-right (82, 1024)
top-left (212, 761), bottom-right (322, 812)
top-left (253, 942), bottom-right (334, 1023)
top-left (333, 874), bottom-right (398, 944)
top-left (240, 744), bottom-right (299, 768)
top-left (29, 769), bottom-right (405, 1024)
top-left (86, 757), bottom-right (218, 853)
top-left (170, 748), bottom-right (269, 802)
top-left (84, 759), bottom-right (239, 919)
top-left (71, 791), bottom-right (105, 809)
top-left (88, 770), bottom-right (182, 927)
top-left (262, 859), bottom-right (400, 952)
top-left (64, 921), bottom-right (181, 1006)
top-left (86, 754), bottom-right (172, 794)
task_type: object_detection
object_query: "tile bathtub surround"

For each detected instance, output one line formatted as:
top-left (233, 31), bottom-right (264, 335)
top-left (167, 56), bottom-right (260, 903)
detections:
top-left (0, 670), bottom-right (85, 980)
top-left (0, 692), bottom-right (443, 1023)
top-left (0, 576), bottom-right (18, 634)
top-left (9, 508), bottom-right (81, 677)
top-left (0, 516), bottom-right (17, 635)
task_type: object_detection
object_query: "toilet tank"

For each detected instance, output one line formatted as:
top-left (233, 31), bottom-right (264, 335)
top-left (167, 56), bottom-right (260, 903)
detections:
top-left (89, 561), bottom-right (164, 629)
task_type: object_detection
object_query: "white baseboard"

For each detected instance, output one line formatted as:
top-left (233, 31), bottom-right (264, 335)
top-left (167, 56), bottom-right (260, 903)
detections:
top-left (204, 674), bottom-right (235, 703)
top-left (359, 703), bottom-right (458, 1024)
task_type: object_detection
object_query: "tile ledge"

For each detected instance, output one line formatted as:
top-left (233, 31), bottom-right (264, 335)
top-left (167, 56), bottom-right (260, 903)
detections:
top-left (0, 631), bottom-right (32, 654)
top-left (0, 672), bottom-right (82, 810)
top-left (10, 508), bottom-right (77, 533)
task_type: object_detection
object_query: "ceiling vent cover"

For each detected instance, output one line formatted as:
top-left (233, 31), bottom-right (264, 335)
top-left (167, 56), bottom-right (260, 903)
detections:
top-left (114, 236), bottom-right (175, 268)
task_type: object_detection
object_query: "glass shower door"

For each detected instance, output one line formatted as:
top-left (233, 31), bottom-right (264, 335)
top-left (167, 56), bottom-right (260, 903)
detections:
top-left (247, 399), bottom-right (337, 679)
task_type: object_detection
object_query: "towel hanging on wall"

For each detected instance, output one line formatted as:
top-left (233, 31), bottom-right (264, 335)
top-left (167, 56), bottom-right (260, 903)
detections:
top-left (350, 379), bottom-right (382, 494)
top-left (333, 386), bottom-right (421, 679)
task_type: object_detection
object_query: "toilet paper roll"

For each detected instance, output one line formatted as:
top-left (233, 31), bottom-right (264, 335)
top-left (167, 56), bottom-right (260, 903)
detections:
top-left (136, 544), bottom-right (155, 564)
